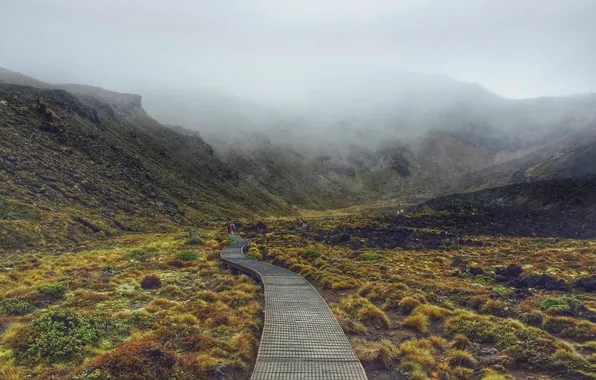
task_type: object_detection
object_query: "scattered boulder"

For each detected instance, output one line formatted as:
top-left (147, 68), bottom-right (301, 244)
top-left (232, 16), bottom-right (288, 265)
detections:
top-left (141, 274), bottom-right (162, 289)
top-left (469, 267), bottom-right (484, 276)
top-left (496, 264), bottom-right (523, 278)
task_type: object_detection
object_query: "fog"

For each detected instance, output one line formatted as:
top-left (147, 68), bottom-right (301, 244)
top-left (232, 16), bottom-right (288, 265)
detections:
top-left (2, 0), bottom-right (596, 104)
top-left (2, 0), bottom-right (596, 155)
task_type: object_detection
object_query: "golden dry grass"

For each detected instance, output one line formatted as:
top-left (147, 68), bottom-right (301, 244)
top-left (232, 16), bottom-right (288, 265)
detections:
top-left (0, 229), bottom-right (263, 379)
top-left (248, 215), bottom-right (596, 379)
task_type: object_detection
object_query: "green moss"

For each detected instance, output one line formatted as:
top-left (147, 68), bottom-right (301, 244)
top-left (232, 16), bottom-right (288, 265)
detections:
top-left (357, 252), bottom-right (384, 261)
top-left (305, 248), bottom-right (322, 257)
top-left (540, 298), bottom-right (571, 312)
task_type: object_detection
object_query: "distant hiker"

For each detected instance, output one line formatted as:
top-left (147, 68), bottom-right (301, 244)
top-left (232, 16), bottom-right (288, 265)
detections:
top-left (229, 222), bottom-right (236, 235)
top-left (226, 222), bottom-right (232, 234)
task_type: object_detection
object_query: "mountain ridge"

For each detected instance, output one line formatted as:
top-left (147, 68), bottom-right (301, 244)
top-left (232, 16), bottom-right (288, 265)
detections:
top-left (2, 66), bottom-right (596, 211)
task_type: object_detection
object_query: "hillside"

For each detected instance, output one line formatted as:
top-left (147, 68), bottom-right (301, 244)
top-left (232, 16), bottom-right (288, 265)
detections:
top-left (413, 176), bottom-right (596, 239)
top-left (3, 66), bottom-right (596, 211)
top-left (0, 83), bottom-right (292, 250)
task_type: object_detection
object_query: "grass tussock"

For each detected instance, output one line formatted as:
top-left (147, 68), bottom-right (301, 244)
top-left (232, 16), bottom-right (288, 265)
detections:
top-left (0, 229), bottom-right (262, 379)
top-left (352, 338), bottom-right (399, 369)
top-left (413, 304), bottom-right (453, 321)
top-left (403, 313), bottom-right (430, 333)
top-left (356, 304), bottom-right (391, 329)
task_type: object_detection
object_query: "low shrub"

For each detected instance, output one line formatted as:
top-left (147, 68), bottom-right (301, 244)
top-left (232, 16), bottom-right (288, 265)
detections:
top-left (84, 339), bottom-right (180, 380)
top-left (492, 286), bottom-right (514, 298)
top-left (129, 250), bottom-right (147, 262)
top-left (0, 298), bottom-right (34, 316)
top-left (38, 283), bottom-right (66, 298)
top-left (175, 251), bottom-right (198, 262)
top-left (185, 237), bottom-right (203, 245)
top-left (28, 310), bottom-right (103, 362)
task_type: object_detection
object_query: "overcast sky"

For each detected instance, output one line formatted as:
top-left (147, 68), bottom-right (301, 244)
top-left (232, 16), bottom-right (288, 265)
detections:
top-left (1, 0), bottom-right (595, 101)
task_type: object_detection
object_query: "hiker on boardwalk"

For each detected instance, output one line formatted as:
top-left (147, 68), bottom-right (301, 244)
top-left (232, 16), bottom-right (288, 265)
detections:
top-left (227, 221), bottom-right (236, 235)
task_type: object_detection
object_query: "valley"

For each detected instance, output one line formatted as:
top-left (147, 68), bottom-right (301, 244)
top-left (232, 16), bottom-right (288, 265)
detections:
top-left (1, 67), bottom-right (596, 379)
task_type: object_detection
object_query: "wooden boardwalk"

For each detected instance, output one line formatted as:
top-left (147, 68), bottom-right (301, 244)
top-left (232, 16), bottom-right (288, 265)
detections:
top-left (221, 235), bottom-right (368, 380)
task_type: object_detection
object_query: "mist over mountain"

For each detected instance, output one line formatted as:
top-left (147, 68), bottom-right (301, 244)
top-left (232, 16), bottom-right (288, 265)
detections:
top-left (126, 68), bottom-right (596, 206)
top-left (2, 64), bottom-right (596, 209)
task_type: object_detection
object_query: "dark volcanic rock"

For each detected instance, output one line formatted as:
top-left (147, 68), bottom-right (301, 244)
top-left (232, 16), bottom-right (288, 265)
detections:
top-left (574, 275), bottom-right (596, 292)
top-left (496, 264), bottom-right (523, 278)
top-left (244, 222), bottom-right (269, 232)
top-left (507, 274), bottom-right (569, 292)
top-left (469, 267), bottom-right (484, 276)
